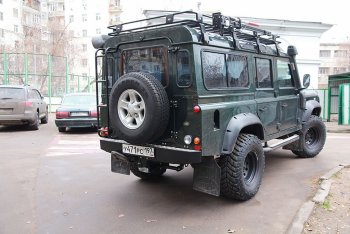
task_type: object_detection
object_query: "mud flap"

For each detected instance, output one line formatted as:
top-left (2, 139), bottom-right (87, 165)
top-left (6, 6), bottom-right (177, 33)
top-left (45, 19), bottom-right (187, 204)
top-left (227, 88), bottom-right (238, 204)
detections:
top-left (111, 151), bottom-right (130, 175)
top-left (192, 157), bottom-right (221, 196)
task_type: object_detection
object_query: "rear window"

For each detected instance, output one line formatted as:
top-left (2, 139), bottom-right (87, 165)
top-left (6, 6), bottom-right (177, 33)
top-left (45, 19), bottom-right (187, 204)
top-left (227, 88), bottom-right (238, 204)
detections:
top-left (62, 95), bottom-right (96, 106)
top-left (0, 88), bottom-right (25, 100)
top-left (121, 47), bottom-right (168, 86)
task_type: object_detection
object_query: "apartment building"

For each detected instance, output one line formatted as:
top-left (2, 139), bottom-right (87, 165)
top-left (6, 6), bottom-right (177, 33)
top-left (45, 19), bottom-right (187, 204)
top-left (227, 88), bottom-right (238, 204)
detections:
top-left (319, 42), bottom-right (350, 89)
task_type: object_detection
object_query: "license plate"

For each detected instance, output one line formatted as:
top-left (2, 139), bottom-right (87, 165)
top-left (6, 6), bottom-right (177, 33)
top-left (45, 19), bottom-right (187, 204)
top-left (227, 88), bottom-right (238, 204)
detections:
top-left (70, 112), bottom-right (89, 117)
top-left (122, 144), bottom-right (154, 157)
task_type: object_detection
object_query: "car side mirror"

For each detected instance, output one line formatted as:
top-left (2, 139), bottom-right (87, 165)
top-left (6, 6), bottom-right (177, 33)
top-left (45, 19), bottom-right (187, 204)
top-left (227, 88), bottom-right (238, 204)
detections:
top-left (303, 74), bottom-right (310, 89)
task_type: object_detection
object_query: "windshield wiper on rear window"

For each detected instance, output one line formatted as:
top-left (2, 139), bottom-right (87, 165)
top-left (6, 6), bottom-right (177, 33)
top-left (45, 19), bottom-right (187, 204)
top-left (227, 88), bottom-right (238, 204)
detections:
top-left (0, 97), bottom-right (13, 100)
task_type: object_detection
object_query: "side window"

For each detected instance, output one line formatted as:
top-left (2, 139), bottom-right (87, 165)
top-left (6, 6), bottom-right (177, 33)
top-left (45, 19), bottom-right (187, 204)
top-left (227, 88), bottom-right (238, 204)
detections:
top-left (34, 90), bottom-right (42, 100)
top-left (176, 51), bottom-right (191, 87)
top-left (122, 47), bottom-right (167, 86)
top-left (227, 54), bottom-right (249, 88)
top-left (28, 90), bottom-right (35, 99)
top-left (277, 59), bottom-right (294, 87)
top-left (256, 58), bottom-right (273, 88)
top-left (202, 52), bottom-right (227, 89)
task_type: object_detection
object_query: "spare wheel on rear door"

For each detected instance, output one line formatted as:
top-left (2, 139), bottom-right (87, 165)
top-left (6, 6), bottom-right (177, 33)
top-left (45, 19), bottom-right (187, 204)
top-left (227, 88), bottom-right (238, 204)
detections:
top-left (109, 72), bottom-right (170, 145)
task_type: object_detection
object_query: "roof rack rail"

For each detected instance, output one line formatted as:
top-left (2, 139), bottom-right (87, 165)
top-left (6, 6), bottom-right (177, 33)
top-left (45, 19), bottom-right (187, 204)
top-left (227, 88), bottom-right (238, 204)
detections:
top-left (107, 11), bottom-right (281, 54)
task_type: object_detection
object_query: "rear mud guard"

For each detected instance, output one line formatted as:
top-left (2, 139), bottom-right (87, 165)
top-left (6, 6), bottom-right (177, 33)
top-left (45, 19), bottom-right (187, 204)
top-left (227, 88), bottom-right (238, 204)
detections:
top-left (111, 151), bottom-right (130, 175)
top-left (192, 157), bottom-right (221, 196)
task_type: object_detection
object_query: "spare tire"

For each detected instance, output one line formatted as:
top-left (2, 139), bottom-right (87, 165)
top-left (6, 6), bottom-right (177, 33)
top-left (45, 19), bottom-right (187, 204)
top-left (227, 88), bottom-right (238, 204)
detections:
top-left (109, 72), bottom-right (169, 145)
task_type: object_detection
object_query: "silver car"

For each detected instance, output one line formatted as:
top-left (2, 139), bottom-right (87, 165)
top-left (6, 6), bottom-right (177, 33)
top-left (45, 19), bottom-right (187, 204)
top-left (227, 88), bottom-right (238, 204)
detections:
top-left (0, 85), bottom-right (48, 130)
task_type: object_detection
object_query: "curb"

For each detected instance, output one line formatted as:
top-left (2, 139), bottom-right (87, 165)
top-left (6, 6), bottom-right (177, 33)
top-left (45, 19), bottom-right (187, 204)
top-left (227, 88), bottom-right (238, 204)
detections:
top-left (286, 164), bottom-right (348, 234)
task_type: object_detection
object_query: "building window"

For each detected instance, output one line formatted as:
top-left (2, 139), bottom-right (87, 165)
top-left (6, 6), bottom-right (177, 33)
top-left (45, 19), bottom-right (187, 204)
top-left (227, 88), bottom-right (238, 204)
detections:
top-left (14, 25), bottom-right (18, 33)
top-left (0, 0), bottom-right (2, 4)
top-left (319, 50), bottom-right (331, 58)
top-left (13, 8), bottom-right (18, 18)
top-left (319, 67), bottom-right (330, 74)
top-left (69, 15), bottom-right (74, 23)
top-left (334, 50), bottom-right (347, 58)
top-left (96, 13), bottom-right (101, 21)
top-left (113, 0), bottom-right (120, 6)
top-left (82, 14), bottom-right (87, 22)
top-left (0, 29), bottom-right (4, 37)
top-left (0, 12), bottom-right (3, 21)
top-left (82, 44), bottom-right (87, 51)
top-left (82, 29), bottom-right (87, 37)
top-left (96, 28), bottom-right (101, 34)
top-left (82, 0), bottom-right (87, 10)
top-left (334, 67), bottom-right (347, 74)
top-left (82, 73), bottom-right (88, 80)
top-left (82, 59), bottom-right (88, 67)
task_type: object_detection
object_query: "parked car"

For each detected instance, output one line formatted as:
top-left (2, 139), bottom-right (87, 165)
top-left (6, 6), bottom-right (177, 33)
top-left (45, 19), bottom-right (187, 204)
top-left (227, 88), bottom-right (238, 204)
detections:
top-left (0, 85), bottom-right (48, 130)
top-left (55, 93), bottom-right (98, 132)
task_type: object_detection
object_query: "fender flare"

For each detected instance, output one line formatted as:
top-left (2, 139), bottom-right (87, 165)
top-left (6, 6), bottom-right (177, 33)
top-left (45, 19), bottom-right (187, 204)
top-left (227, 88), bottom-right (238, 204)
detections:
top-left (221, 113), bottom-right (264, 154)
top-left (302, 100), bottom-right (321, 122)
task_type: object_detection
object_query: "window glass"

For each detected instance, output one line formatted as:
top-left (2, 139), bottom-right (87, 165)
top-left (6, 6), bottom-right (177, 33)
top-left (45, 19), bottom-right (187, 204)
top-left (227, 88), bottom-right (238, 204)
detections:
top-left (277, 60), bottom-right (293, 87)
top-left (256, 58), bottom-right (273, 88)
top-left (0, 88), bottom-right (24, 100)
top-left (227, 54), bottom-right (249, 88)
top-left (34, 90), bottom-right (42, 99)
top-left (203, 52), bottom-right (227, 89)
top-left (62, 95), bottom-right (95, 106)
top-left (176, 51), bottom-right (191, 87)
top-left (122, 47), bottom-right (167, 86)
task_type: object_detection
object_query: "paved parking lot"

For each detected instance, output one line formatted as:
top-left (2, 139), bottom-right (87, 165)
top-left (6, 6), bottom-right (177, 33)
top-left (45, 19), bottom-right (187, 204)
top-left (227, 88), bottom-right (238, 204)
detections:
top-left (1, 117), bottom-right (350, 234)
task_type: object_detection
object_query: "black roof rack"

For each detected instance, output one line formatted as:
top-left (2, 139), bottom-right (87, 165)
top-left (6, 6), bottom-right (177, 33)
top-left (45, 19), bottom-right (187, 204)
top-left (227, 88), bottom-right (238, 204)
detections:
top-left (107, 11), bottom-right (281, 55)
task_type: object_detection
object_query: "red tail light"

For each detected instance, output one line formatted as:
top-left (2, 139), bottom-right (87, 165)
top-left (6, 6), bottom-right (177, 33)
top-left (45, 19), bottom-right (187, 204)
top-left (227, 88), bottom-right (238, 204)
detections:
top-left (24, 101), bottom-right (33, 107)
top-left (193, 105), bottom-right (201, 113)
top-left (90, 110), bottom-right (98, 117)
top-left (56, 111), bottom-right (69, 119)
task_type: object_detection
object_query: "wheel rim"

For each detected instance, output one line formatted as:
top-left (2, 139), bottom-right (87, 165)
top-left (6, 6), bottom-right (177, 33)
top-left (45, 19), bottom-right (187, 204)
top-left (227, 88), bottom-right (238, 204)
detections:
top-left (117, 89), bottom-right (146, 129)
top-left (305, 127), bottom-right (319, 146)
top-left (243, 151), bottom-right (258, 184)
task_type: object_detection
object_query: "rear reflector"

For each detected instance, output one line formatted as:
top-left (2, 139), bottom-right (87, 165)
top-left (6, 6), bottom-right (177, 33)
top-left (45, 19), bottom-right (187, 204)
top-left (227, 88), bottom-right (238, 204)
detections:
top-left (90, 111), bottom-right (98, 117)
top-left (56, 111), bottom-right (69, 119)
top-left (24, 101), bottom-right (33, 107)
top-left (99, 127), bottom-right (109, 137)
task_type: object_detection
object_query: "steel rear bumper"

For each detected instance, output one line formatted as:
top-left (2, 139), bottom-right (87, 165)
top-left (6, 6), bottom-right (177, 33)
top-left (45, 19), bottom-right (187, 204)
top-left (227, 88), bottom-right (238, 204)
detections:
top-left (100, 138), bottom-right (202, 164)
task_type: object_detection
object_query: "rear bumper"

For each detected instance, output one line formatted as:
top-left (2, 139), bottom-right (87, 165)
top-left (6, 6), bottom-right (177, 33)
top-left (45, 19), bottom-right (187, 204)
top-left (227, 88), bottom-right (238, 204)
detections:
top-left (0, 113), bottom-right (35, 125)
top-left (100, 138), bottom-right (202, 164)
top-left (55, 118), bottom-right (97, 128)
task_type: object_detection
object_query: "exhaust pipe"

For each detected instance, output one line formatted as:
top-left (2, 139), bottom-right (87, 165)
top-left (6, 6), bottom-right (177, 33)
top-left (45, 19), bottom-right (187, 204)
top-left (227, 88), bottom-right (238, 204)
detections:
top-left (91, 35), bottom-right (110, 49)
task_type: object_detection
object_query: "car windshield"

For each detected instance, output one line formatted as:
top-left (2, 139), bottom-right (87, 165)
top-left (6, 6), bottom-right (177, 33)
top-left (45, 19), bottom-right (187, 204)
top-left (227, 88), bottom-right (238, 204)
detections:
top-left (0, 87), bottom-right (25, 100)
top-left (62, 95), bottom-right (96, 106)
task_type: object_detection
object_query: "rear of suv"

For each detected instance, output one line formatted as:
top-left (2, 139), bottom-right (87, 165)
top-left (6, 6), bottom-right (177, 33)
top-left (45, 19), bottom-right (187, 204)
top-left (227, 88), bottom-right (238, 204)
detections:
top-left (92, 11), bottom-right (326, 200)
top-left (0, 85), bottom-right (48, 130)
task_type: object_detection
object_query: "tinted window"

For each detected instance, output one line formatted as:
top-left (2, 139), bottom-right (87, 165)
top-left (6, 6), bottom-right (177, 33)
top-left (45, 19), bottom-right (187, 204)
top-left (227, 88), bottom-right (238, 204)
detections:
top-left (176, 51), bottom-right (191, 87)
top-left (0, 88), bottom-right (25, 100)
top-left (203, 52), bottom-right (227, 89)
top-left (227, 54), bottom-right (249, 88)
top-left (122, 47), bottom-right (167, 86)
top-left (256, 58), bottom-right (273, 88)
top-left (62, 95), bottom-right (96, 106)
top-left (277, 60), bottom-right (294, 87)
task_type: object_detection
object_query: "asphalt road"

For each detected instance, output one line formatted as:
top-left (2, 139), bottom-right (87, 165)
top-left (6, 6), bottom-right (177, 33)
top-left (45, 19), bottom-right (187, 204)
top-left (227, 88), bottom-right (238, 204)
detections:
top-left (1, 117), bottom-right (350, 234)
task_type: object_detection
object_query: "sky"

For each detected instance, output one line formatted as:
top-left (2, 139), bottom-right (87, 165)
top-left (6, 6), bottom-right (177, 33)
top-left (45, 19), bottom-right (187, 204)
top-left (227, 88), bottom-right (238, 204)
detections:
top-left (120, 0), bottom-right (350, 42)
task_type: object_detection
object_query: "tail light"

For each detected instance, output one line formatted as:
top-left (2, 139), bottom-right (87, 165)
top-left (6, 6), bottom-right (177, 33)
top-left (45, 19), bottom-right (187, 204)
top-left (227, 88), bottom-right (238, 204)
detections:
top-left (99, 127), bottom-right (109, 137)
top-left (193, 105), bottom-right (201, 113)
top-left (56, 111), bottom-right (69, 119)
top-left (90, 110), bottom-right (98, 117)
top-left (24, 101), bottom-right (33, 107)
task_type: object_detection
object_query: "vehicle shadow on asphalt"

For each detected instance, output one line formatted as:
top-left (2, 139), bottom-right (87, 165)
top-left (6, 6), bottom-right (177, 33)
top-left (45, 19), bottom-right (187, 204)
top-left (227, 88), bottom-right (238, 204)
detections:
top-left (56, 127), bottom-right (97, 135)
top-left (0, 125), bottom-right (32, 132)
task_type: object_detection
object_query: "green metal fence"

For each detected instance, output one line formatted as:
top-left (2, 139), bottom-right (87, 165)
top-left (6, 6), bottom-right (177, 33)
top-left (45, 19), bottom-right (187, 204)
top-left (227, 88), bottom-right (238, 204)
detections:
top-left (0, 52), bottom-right (95, 111)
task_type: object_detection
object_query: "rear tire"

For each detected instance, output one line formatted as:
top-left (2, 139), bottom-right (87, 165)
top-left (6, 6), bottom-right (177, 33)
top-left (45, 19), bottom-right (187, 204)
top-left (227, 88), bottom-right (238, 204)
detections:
top-left (58, 127), bottom-right (66, 132)
top-left (218, 134), bottom-right (265, 201)
top-left (29, 112), bottom-right (39, 130)
top-left (130, 162), bottom-right (167, 180)
top-left (41, 109), bottom-right (48, 124)
top-left (292, 115), bottom-right (326, 158)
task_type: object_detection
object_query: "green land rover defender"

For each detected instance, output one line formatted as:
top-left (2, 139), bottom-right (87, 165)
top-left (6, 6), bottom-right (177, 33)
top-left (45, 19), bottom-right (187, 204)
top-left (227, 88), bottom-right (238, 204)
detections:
top-left (92, 11), bottom-right (326, 201)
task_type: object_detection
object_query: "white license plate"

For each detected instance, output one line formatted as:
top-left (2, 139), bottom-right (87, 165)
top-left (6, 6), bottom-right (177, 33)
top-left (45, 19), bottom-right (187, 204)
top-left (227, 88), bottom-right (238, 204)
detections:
top-left (122, 144), bottom-right (154, 157)
top-left (70, 112), bottom-right (89, 117)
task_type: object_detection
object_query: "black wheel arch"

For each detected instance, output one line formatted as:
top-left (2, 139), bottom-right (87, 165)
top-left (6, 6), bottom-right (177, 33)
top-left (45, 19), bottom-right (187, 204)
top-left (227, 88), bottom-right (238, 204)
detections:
top-left (302, 100), bottom-right (321, 122)
top-left (221, 113), bottom-right (264, 154)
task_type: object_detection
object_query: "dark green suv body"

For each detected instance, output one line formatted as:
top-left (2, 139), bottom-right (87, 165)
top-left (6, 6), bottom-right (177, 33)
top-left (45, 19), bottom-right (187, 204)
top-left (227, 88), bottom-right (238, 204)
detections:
top-left (93, 11), bottom-right (326, 200)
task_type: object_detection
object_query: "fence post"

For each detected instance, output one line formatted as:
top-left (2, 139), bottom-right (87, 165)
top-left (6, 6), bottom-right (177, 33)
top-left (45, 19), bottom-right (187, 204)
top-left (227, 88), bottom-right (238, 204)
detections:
top-left (78, 75), bottom-right (80, 92)
top-left (3, 52), bottom-right (7, 85)
top-left (48, 54), bottom-right (52, 112)
top-left (24, 53), bottom-right (28, 85)
top-left (327, 83), bottom-right (331, 122)
top-left (88, 76), bottom-right (90, 92)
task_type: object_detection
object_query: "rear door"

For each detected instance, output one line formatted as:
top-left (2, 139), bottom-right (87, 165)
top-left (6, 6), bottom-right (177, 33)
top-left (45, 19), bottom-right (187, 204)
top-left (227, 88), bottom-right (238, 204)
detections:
top-left (254, 57), bottom-right (279, 136)
top-left (0, 87), bottom-right (26, 115)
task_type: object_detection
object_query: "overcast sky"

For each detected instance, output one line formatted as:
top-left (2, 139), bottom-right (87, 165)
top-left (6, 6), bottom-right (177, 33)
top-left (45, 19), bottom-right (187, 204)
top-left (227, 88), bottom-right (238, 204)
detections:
top-left (120, 0), bottom-right (350, 41)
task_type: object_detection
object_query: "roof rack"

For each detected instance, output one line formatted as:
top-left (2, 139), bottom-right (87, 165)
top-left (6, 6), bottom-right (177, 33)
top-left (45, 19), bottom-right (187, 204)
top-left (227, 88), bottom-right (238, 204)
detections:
top-left (107, 11), bottom-right (281, 55)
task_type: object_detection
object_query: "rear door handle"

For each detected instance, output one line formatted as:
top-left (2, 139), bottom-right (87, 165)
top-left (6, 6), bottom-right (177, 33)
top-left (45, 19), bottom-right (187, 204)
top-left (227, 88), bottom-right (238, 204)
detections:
top-left (259, 107), bottom-right (268, 112)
